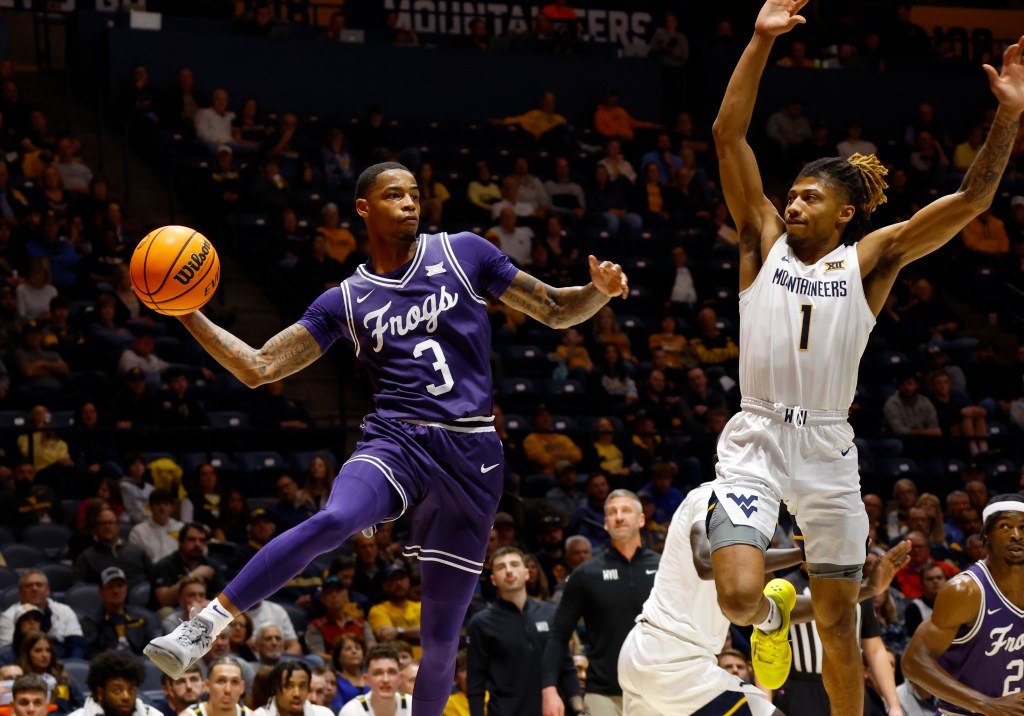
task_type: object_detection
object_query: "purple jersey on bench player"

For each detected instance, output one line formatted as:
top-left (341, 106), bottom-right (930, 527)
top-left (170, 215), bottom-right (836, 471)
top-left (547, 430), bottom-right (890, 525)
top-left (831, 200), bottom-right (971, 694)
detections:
top-left (298, 231), bottom-right (518, 425)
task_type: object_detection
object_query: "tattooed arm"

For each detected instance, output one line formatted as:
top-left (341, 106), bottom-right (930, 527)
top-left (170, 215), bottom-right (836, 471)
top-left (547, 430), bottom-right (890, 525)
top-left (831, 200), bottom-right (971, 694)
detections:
top-left (498, 255), bottom-right (629, 330)
top-left (859, 38), bottom-right (1024, 313)
top-left (178, 311), bottom-right (321, 388)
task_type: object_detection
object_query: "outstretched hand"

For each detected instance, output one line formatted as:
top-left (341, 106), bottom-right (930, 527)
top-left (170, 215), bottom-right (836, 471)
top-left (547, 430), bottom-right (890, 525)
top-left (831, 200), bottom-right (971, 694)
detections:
top-left (589, 255), bottom-right (629, 299)
top-left (985, 35), bottom-right (1024, 113)
top-left (754, 0), bottom-right (808, 38)
top-left (866, 540), bottom-right (912, 597)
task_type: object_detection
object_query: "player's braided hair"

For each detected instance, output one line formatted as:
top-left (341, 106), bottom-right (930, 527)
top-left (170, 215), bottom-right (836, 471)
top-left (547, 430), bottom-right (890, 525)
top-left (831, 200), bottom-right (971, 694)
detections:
top-left (796, 154), bottom-right (889, 245)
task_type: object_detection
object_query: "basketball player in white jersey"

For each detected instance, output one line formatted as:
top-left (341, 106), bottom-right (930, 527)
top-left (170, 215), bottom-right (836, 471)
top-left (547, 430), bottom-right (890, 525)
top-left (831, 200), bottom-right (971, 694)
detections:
top-left (708, 2), bottom-right (1024, 715)
top-left (617, 483), bottom-right (910, 716)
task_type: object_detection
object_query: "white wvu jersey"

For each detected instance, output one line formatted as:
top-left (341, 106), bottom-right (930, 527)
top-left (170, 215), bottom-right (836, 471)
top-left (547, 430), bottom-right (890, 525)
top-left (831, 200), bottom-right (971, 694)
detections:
top-left (739, 237), bottom-right (875, 411)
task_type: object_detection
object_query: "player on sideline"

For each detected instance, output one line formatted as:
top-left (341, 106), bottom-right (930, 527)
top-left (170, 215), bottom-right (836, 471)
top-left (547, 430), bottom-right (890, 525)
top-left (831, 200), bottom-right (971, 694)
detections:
top-left (708, 1), bottom-right (1024, 713)
top-left (143, 162), bottom-right (629, 716)
top-left (617, 482), bottom-right (911, 716)
top-left (902, 494), bottom-right (1024, 715)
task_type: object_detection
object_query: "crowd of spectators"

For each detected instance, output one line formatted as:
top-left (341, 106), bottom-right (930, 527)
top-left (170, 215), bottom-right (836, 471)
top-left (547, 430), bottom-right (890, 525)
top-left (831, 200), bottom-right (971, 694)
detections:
top-left (1, 2), bottom-right (1024, 715)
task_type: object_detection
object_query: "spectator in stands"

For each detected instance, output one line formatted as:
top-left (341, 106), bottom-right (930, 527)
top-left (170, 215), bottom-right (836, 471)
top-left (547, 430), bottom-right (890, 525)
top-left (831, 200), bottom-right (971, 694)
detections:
top-left (648, 315), bottom-right (691, 372)
top-left (251, 380), bottom-right (312, 431)
top-left (569, 472), bottom-right (610, 548)
top-left (70, 649), bottom-right (161, 716)
top-left (160, 574), bottom-right (207, 635)
top-left (80, 567), bottom-right (159, 658)
top-left (1, 604), bottom-right (45, 664)
top-left (368, 564), bottom-right (421, 660)
top-left (249, 624), bottom-right (289, 669)
top-left (682, 366), bottom-right (728, 425)
top-left (269, 474), bottom-right (315, 533)
top-left (925, 369), bottom-right (989, 456)
top-left (0, 461), bottom-right (62, 535)
top-left (689, 307), bottom-right (738, 368)
top-left (490, 175), bottom-right (541, 225)
top-left (291, 232), bottom-right (347, 306)
top-left (13, 318), bottom-right (68, 393)
top-left (208, 146), bottom-right (242, 213)
top-left (597, 139), bottom-right (637, 185)
top-left (485, 206), bottom-right (533, 266)
top-left (17, 632), bottom-right (83, 714)
top-left (116, 325), bottom-right (168, 387)
top-left (640, 133), bottom-right (682, 186)
top-left (152, 521), bottom-right (225, 609)
top-left (885, 477), bottom-right (919, 545)
top-left (638, 461), bottom-right (683, 525)
top-left (909, 130), bottom-right (949, 189)
top-left (21, 112), bottom-right (57, 176)
top-left (117, 454), bottom-right (153, 526)
top-left (263, 114), bottom-right (307, 163)
top-left (159, 67), bottom-right (204, 134)
top-left (594, 343), bottom-right (637, 411)
top-left (337, 645), bottom-right (408, 716)
top-left (15, 259), bottom-right (57, 323)
top-left (539, 215), bottom-right (578, 277)
top-left (593, 89), bottom-right (660, 144)
top-left (634, 161), bottom-right (681, 231)
top-left (550, 327), bottom-right (593, 381)
top-left (194, 89), bottom-right (235, 153)
top-left (0, 162), bottom-right (30, 225)
top-left (523, 405), bottom-right (582, 475)
top-left (962, 208), bottom-right (1010, 257)
top-left (305, 577), bottom-right (372, 661)
top-left (542, 460), bottom-right (584, 522)
top-left (665, 245), bottom-right (698, 315)
top-left (884, 371), bottom-right (941, 438)
top-left (465, 161), bottom-right (501, 224)
top-left (904, 101), bottom-right (949, 150)
top-left (250, 159), bottom-right (292, 215)
top-left (414, 163), bottom-right (449, 226)
top-left (213, 488), bottom-right (250, 544)
top-left (635, 368), bottom-right (691, 432)
top-left (836, 121), bottom-right (878, 158)
top-left (331, 635), bottom-right (368, 709)
top-left (966, 533), bottom-right (988, 563)
top-left (586, 164), bottom-right (641, 240)
top-left (494, 90), bottom-right (569, 146)
top-left (765, 98), bottom-right (811, 166)
top-left (10, 674), bottom-right (52, 716)
top-left (320, 128), bottom-right (355, 197)
top-left (227, 510), bottom-right (276, 579)
top-left (16, 404), bottom-right (73, 478)
top-left (510, 156), bottom-right (549, 213)
top-left (953, 125), bottom-right (984, 174)
top-left (158, 667), bottom-right (204, 716)
top-left (352, 534), bottom-right (387, 606)
top-left (25, 218), bottom-right (77, 299)
top-left (127, 489), bottom-right (182, 563)
top-left (73, 506), bottom-right (152, 588)
top-left (247, 598), bottom-right (302, 659)
top-left (0, 571), bottom-right (83, 660)
top-left (107, 368), bottom-right (159, 430)
top-left (902, 562), bottom-right (946, 637)
top-left (886, 3), bottom-right (934, 58)
top-left (43, 297), bottom-right (85, 370)
top-left (894, 531), bottom-right (958, 599)
top-left (52, 138), bottom-right (92, 195)
top-left (157, 367), bottom-right (208, 429)
top-left (776, 38), bottom-right (816, 68)
top-left (186, 463), bottom-right (225, 530)
top-left (592, 305), bottom-right (634, 361)
top-left (545, 157), bottom-right (585, 224)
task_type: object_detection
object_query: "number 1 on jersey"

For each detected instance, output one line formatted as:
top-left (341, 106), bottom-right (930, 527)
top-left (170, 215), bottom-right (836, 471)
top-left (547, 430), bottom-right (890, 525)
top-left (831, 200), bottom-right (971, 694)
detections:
top-left (799, 304), bottom-right (812, 351)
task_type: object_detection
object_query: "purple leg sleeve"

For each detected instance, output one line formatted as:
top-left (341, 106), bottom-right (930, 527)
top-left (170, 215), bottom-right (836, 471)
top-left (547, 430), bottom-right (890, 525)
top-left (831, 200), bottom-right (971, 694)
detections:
top-left (223, 468), bottom-right (400, 611)
top-left (412, 559), bottom-right (481, 716)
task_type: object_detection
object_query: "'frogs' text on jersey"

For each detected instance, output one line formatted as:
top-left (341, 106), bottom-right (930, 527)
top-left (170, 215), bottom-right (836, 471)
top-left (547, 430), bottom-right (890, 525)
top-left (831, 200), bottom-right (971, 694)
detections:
top-left (739, 237), bottom-right (875, 411)
top-left (936, 561), bottom-right (1024, 714)
top-left (297, 232), bottom-right (519, 424)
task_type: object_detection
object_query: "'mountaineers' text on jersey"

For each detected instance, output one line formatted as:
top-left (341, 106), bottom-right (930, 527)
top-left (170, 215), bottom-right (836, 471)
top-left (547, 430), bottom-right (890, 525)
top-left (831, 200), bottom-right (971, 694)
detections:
top-left (739, 237), bottom-right (875, 411)
top-left (639, 483), bottom-right (726, 654)
top-left (937, 561), bottom-right (1024, 714)
top-left (298, 232), bottom-right (519, 423)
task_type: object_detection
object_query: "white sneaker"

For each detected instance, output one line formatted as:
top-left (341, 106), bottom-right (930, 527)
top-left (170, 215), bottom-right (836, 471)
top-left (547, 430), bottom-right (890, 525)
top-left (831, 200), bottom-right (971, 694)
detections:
top-left (143, 615), bottom-right (215, 679)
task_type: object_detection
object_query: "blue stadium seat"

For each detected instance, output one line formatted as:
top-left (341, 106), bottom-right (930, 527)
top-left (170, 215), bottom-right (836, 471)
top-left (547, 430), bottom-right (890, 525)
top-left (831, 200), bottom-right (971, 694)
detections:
top-left (287, 450), bottom-right (338, 475)
top-left (235, 451), bottom-right (287, 477)
top-left (503, 414), bottom-right (529, 434)
top-left (139, 452), bottom-right (177, 465)
top-left (0, 410), bottom-right (27, 428)
top-left (0, 567), bottom-right (19, 589)
top-left (64, 585), bottom-right (103, 615)
top-left (142, 661), bottom-right (165, 691)
top-left (875, 457), bottom-right (919, 479)
top-left (208, 411), bottom-right (251, 429)
top-left (129, 582), bottom-right (151, 607)
top-left (179, 451), bottom-right (237, 477)
top-left (0, 526), bottom-right (14, 547)
top-left (39, 563), bottom-right (75, 592)
top-left (0, 585), bottom-right (19, 609)
top-left (1, 544), bottom-right (47, 569)
top-left (550, 415), bottom-right (580, 433)
top-left (63, 660), bottom-right (90, 691)
top-left (502, 345), bottom-right (550, 379)
top-left (524, 474), bottom-right (555, 498)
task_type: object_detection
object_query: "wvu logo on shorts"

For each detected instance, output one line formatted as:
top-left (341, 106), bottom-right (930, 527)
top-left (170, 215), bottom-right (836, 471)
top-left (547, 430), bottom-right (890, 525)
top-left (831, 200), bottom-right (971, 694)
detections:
top-left (823, 259), bottom-right (846, 272)
top-left (726, 493), bottom-right (759, 518)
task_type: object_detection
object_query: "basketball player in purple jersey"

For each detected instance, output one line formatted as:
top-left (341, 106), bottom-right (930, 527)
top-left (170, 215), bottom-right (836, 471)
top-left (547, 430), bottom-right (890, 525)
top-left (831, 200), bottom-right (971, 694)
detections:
top-left (709, 1), bottom-right (1024, 714)
top-left (902, 494), bottom-right (1024, 715)
top-left (143, 162), bottom-right (629, 716)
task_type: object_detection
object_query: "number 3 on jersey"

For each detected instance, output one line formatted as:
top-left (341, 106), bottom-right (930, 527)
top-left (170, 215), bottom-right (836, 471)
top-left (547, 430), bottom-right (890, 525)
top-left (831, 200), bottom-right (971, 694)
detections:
top-left (798, 304), bottom-right (812, 351)
top-left (413, 338), bottom-right (454, 396)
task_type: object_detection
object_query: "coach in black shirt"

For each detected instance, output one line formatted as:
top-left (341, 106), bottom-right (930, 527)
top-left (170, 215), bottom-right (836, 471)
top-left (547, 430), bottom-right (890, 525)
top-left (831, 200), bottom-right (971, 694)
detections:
top-left (467, 546), bottom-right (581, 716)
top-left (541, 489), bottom-right (660, 716)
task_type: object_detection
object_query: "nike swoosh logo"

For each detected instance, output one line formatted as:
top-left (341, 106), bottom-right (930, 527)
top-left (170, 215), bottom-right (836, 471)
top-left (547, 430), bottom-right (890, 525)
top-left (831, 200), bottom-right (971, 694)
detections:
top-left (989, 608), bottom-right (1003, 615)
top-left (646, 569), bottom-right (658, 575)
top-left (356, 290), bottom-right (374, 303)
top-left (841, 447), bottom-right (852, 456)
top-left (481, 463), bottom-right (500, 473)
top-left (212, 603), bottom-right (230, 618)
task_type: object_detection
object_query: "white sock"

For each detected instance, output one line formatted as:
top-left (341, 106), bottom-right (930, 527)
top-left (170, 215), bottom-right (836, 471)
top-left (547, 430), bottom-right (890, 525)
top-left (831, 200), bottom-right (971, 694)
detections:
top-left (195, 597), bottom-right (234, 636)
top-left (754, 595), bottom-right (782, 633)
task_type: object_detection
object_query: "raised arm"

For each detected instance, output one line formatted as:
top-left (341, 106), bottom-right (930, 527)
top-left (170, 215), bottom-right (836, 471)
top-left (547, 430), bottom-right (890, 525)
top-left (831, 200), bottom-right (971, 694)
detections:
top-left (712, 0), bottom-right (805, 290)
top-left (177, 310), bottom-right (322, 388)
top-left (860, 37), bottom-right (1024, 312)
top-left (498, 255), bottom-right (627, 330)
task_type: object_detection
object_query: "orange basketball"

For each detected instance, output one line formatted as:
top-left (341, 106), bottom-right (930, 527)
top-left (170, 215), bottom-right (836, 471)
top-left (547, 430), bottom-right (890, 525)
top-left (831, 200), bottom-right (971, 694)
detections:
top-left (130, 226), bottom-right (220, 316)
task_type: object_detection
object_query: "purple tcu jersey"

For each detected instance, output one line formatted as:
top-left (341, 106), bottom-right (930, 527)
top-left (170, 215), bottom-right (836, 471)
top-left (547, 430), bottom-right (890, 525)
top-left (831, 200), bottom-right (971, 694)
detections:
top-left (297, 232), bottom-right (519, 424)
top-left (937, 561), bottom-right (1024, 714)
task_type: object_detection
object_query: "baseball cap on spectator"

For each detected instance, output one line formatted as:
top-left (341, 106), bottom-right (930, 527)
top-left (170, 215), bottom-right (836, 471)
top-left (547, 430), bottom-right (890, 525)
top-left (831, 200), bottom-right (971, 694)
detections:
top-left (11, 603), bottom-right (44, 625)
top-left (554, 460), bottom-right (575, 475)
top-left (249, 508), bottom-right (274, 524)
top-left (384, 563), bottom-right (409, 580)
top-left (1011, 195), bottom-right (1024, 209)
top-left (216, 145), bottom-right (232, 156)
top-left (493, 512), bottom-right (515, 527)
top-left (101, 567), bottom-right (127, 586)
top-left (322, 576), bottom-right (343, 591)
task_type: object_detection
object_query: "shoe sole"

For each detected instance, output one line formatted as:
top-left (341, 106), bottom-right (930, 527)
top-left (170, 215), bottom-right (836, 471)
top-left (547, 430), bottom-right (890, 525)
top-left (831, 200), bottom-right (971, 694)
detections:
top-left (144, 643), bottom-right (186, 680)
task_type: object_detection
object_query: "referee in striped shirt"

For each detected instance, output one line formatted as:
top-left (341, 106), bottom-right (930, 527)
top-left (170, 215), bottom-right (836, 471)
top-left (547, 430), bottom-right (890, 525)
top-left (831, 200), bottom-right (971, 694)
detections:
top-left (773, 561), bottom-right (903, 716)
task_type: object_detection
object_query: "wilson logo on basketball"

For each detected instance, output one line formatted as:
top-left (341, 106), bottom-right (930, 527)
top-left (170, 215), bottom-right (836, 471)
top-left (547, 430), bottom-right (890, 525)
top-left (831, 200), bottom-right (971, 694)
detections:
top-left (172, 240), bottom-right (213, 286)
